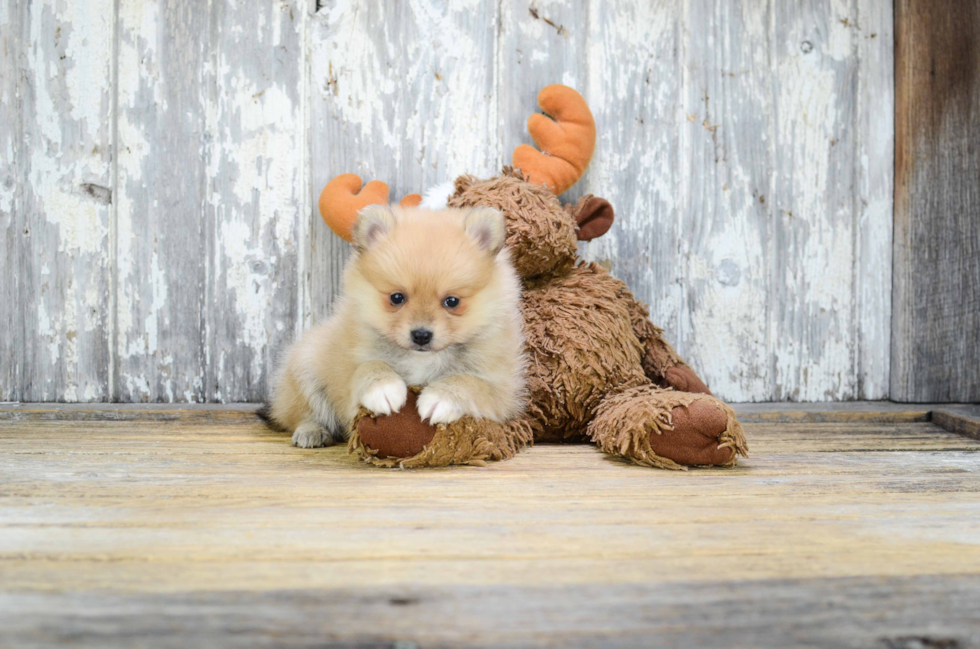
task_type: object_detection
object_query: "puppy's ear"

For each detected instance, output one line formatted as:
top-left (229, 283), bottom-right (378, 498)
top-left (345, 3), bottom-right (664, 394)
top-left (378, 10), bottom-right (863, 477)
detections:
top-left (463, 207), bottom-right (506, 255)
top-left (352, 205), bottom-right (396, 250)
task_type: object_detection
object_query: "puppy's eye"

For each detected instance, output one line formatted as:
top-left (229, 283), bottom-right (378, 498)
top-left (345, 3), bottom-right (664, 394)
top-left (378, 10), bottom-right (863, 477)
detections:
top-left (389, 292), bottom-right (406, 306)
top-left (442, 296), bottom-right (460, 309)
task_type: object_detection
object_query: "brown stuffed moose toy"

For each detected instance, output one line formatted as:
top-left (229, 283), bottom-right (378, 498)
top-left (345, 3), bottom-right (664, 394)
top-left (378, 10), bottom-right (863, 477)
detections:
top-left (318, 84), bottom-right (748, 470)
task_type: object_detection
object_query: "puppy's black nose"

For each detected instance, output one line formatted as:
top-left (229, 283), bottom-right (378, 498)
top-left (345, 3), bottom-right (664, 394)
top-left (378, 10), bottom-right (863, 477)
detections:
top-left (411, 328), bottom-right (433, 347)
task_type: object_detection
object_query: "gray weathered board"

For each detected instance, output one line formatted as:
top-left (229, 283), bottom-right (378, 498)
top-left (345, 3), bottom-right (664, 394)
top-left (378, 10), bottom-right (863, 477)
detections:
top-left (893, 0), bottom-right (980, 403)
top-left (1, 0), bottom-right (894, 403)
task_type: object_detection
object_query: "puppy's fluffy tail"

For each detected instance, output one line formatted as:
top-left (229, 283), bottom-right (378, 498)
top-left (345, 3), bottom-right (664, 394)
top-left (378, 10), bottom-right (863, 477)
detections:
top-left (256, 403), bottom-right (288, 432)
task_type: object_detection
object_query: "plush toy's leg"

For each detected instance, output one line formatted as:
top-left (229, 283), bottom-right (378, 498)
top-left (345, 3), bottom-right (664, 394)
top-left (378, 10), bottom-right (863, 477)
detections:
top-left (348, 389), bottom-right (534, 468)
top-left (624, 296), bottom-right (712, 395)
top-left (587, 385), bottom-right (748, 469)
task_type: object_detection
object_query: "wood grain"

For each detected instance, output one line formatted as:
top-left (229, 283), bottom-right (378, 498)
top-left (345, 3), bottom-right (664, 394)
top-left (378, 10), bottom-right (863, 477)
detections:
top-left (0, 412), bottom-right (979, 646)
top-left (932, 405), bottom-right (980, 441)
top-left (0, 0), bottom-right (22, 400)
top-left (856, 0), bottom-right (894, 400)
top-left (770, 0), bottom-right (859, 401)
top-left (204, 0), bottom-right (306, 402)
top-left (893, 0), bottom-right (980, 402)
top-left (582, 0), bottom-right (685, 376)
top-left (114, 0), bottom-right (210, 402)
top-left (674, 0), bottom-right (772, 400)
top-left (2, 576), bottom-right (980, 649)
top-left (2, 0), bottom-right (115, 402)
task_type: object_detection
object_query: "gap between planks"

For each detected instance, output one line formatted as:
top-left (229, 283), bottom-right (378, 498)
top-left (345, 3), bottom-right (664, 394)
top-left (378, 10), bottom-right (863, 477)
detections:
top-left (1, 401), bottom-right (978, 441)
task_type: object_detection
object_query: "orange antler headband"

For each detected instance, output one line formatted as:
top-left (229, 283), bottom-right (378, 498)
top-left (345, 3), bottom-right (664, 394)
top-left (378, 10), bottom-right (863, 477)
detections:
top-left (318, 175), bottom-right (420, 241)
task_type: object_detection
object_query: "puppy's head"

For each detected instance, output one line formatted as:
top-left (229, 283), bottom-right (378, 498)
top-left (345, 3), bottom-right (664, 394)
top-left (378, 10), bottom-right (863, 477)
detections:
top-left (347, 205), bottom-right (509, 353)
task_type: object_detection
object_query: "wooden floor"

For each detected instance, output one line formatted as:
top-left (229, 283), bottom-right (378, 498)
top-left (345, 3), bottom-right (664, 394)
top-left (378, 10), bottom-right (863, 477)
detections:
top-left (1, 404), bottom-right (979, 648)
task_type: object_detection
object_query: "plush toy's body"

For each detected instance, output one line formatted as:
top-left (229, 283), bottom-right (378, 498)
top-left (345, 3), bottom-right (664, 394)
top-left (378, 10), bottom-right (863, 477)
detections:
top-left (321, 85), bottom-right (748, 469)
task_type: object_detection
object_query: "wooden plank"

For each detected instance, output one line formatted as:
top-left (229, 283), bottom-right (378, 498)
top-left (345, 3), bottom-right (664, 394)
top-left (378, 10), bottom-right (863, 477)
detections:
top-left (3, 421), bottom-right (975, 456)
top-left (204, 0), bottom-right (307, 402)
top-left (0, 401), bottom-right (961, 425)
top-left (0, 401), bottom-right (974, 432)
top-left (734, 400), bottom-right (932, 423)
top-left (0, 0), bottom-right (23, 400)
top-left (2, 575), bottom-right (979, 648)
top-left (675, 0), bottom-right (772, 400)
top-left (893, 0), bottom-right (980, 402)
top-left (855, 0), bottom-right (894, 399)
top-left (932, 405), bottom-right (980, 441)
top-left (770, 0), bottom-right (862, 401)
top-left (307, 0), bottom-right (500, 320)
top-left (114, 0), bottom-right (210, 402)
top-left (1, 0), bottom-right (115, 402)
top-left (579, 0), bottom-right (687, 380)
top-left (1, 420), bottom-right (978, 587)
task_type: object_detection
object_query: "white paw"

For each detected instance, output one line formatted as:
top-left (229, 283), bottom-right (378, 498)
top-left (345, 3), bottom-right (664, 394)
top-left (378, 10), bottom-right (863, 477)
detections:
top-left (292, 423), bottom-right (335, 448)
top-left (417, 387), bottom-right (466, 425)
top-left (359, 377), bottom-right (408, 415)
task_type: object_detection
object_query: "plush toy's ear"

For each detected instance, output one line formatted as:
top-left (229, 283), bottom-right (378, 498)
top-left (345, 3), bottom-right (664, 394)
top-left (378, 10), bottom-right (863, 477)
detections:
top-left (567, 194), bottom-right (614, 241)
top-left (512, 85), bottom-right (596, 195)
top-left (352, 204), bottom-right (397, 250)
top-left (453, 174), bottom-right (479, 197)
top-left (463, 207), bottom-right (506, 255)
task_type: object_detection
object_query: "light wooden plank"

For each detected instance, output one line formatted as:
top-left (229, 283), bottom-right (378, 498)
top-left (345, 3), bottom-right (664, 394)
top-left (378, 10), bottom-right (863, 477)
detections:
top-left (735, 400), bottom-right (932, 422)
top-left (1, 420), bottom-right (979, 590)
top-left (0, 400), bottom-right (957, 425)
top-left (114, 0), bottom-right (212, 402)
top-left (204, 0), bottom-right (307, 402)
top-left (307, 0), bottom-right (500, 320)
top-left (579, 0), bottom-right (685, 367)
top-left (0, 0), bottom-right (23, 400)
top-left (892, 0), bottom-right (980, 402)
top-left (2, 0), bottom-right (115, 402)
top-left (676, 0), bottom-right (773, 400)
top-left (770, 0), bottom-right (862, 401)
top-left (855, 0), bottom-right (894, 399)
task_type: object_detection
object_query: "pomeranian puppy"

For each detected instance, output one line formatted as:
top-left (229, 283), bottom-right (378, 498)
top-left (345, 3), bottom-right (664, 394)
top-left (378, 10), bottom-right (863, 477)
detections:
top-left (261, 204), bottom-right (525, 448)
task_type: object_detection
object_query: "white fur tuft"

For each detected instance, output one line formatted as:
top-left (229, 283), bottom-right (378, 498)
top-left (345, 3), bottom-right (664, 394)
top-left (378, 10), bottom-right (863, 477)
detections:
top-left (419, 180), bottom-right (458, 209)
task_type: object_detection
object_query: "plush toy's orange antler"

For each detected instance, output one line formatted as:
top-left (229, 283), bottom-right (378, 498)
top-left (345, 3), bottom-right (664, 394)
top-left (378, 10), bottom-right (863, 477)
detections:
top-left (318, 174), bottom-right (421, 241)
top-left (512, 85), bottom-right (596, 195)
top-left (399, 193), bottom-right (422, 208)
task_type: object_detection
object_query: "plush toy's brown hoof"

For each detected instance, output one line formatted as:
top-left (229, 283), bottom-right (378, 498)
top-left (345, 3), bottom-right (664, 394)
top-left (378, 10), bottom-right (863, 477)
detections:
top-left (349, 388), bottom-right (534, 468)
top-left (356, 391), bottom-right (436, 459)
top-left (663, 365), bottom-right (712, 395)
top-left (588, 385), bottom-right (748, 470)
top-left (648, 400), bottom-right (734, 466)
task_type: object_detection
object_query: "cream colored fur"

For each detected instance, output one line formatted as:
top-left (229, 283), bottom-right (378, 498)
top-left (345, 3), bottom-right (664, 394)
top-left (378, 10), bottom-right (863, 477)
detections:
top-left (267, 206), bottom-right (525, 448)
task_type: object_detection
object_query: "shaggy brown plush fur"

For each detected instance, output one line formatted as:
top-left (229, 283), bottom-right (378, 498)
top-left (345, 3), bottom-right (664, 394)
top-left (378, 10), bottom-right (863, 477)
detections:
top-left (351, 389), bottom-right (533, 468)
top-left (351, 167), bottom-right (748, 470)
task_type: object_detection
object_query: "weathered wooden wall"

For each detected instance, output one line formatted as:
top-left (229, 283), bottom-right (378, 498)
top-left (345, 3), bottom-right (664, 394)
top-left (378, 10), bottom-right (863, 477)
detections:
top-left (1, 0), bottom-right (894, 403)
top-left (893, 0), bottom-right (980, 403)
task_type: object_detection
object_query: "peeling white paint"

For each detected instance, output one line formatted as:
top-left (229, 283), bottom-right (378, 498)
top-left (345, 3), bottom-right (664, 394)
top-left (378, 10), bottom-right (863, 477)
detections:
top-left (6, 0), bottom-right (894, 403)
